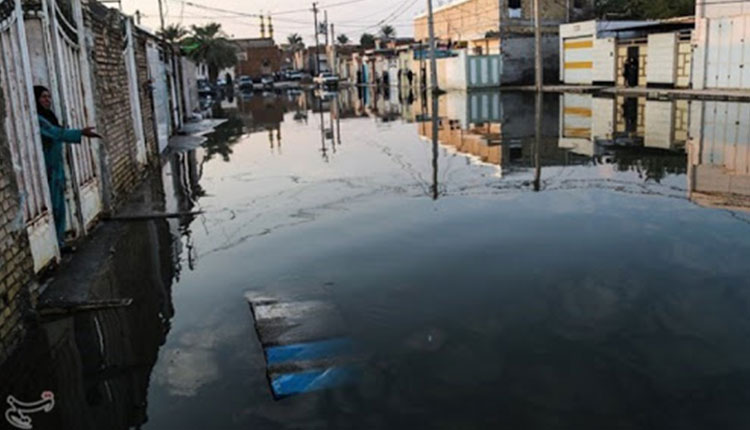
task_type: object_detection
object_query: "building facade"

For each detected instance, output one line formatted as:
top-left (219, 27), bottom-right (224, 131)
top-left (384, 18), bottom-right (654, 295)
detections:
top-left (234, 38), bottom-right (281, 78)
top-left (693, 0), bottom-right (750, 89)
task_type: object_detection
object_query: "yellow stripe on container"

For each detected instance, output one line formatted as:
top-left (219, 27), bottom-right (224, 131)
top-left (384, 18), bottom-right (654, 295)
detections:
top-left (564, 127), bottom-right (591, 138)
top-left (564, 40), bottom-right (593, 49)
top-left (564, 61), bottom-right (593, 70)
top-left (563, 107), bottom-right (592, 117)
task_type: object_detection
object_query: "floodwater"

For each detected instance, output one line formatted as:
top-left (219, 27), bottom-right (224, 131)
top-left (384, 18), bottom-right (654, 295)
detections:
top-left (3, 88), bottom-right (750, 429)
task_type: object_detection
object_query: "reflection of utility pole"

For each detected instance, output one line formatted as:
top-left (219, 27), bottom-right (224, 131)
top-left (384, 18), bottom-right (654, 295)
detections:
top-left (335, 99), bottom-right (342, 146)
top-left (319, 98), bottom-right (329, 162)
top-left (426, 0), bottom-right (439, 93)
top-left (431, 93), bottom-right (439, 200)
top-left (312, 3), bottom-right (321, 75)
top-left (533, 90), bottom-right (542, 191)
top-left (533, 0), bottom-right (542, 91)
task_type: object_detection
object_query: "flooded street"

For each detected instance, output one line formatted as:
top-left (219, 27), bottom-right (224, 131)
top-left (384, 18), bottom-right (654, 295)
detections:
top-left (5, 89), bottom-right (750, 429)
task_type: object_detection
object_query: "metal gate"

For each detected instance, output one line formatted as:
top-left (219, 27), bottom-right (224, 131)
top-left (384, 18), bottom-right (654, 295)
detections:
top-left (705, 16), bottom-right (750, 89)
top-left (43, 0), bottom-right (101, 231)
top-left (0, 0), bottom-right (59, 271)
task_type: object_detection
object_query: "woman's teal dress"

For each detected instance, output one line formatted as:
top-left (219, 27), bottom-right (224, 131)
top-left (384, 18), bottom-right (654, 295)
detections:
top-left (38, 115), bottom-right (82, 246)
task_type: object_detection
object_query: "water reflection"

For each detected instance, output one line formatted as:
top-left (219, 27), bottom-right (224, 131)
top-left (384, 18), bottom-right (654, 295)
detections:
top-left (0, 179), bottom-right (177, 429)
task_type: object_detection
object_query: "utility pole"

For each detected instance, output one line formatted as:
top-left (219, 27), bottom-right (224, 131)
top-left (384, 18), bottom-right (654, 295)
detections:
top-left (426, 0), bottom-right (439, 93)
top-left (157, 0), bottom-right (165, 32)
top-left (324, 11), bottom-right (329, 46)
top-left (533, 0), bottom-right (542, 91)
top-left (312, 2), bottom-right (321, 76)
top-left (497, 0), bottom-right (503, 86)
top-left (331, 23), bottom-right (337, 76)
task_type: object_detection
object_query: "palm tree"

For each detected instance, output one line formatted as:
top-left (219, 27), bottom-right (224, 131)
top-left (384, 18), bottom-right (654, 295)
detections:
top-left (183, 23), bottom-right (237, 82)
top-left (337, 34), bottom-right (349, 45)
top-left (287, 33), bottom-right (304, 51)
top-left (360, 33), bottom-right (375, 48)
top-left (380, 25), bottom-right (395, 39)
top-left (157, 23), bottom-right (187, 44)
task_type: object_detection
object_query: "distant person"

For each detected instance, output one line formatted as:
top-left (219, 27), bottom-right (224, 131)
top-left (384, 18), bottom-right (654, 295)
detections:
top-left (624, 57), bottom-right (638, 87)
top-left (407, 69), bottom-right (414, 87)
top-left (34, 86), bottom-right (99, 249)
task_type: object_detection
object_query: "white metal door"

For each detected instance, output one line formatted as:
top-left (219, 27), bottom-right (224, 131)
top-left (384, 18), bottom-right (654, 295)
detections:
top-left (592, 37), bottom-right (615, 83)
top-left (147, 42), bottom-right (169, 153)
top-left (0, 0), bottom-right (59, 270)
top-left (45, 0), bottom-right (102, 233)
top-left (124, 19), bottom-right (146, 165)
top-left (646, 33), bottom-right (677, 85)
top-left (563, 36), bottom-right (593, 84)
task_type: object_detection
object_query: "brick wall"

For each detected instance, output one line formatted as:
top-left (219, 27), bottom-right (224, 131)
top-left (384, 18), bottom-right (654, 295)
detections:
top-left (133, 29), bottom-right (159, 166)
top-left (0, 87), bottom-right (34, 364)
top-left (237, 46), bottom-right (282, 78)
top-left (86, 1), bottom-right (141, 207)
top-left (414, 0), bottom-right (583, 41)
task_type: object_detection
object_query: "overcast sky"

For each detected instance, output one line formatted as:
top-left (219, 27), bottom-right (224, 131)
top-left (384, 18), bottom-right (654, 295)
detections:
top-left (121, 0), bottom-right (435, 44)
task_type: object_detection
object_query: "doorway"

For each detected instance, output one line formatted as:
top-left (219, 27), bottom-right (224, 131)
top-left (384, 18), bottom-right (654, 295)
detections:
top-left (625, 46), bottom-right (640, 87)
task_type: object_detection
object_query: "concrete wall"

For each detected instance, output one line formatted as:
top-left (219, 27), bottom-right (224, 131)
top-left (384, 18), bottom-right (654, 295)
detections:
top-left (414, 0), bottom-right (575, 42)
top-left (0, 88), bottom-right (34, 364)
top-left (503, 34), bottom-right (559, 85)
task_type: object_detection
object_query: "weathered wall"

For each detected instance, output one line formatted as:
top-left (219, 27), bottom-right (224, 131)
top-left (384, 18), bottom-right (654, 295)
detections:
top-left (0, 88), bottom-right (34, 363)
top-left (502, 34), bottom-right (559, 84)
top-left (414, 0), bottom-right (579, 42)
top-left (86, 1), bottom-right (141, 207)
top-left (237, 46), bottom-right (281, 78)
top-left (133, 29), bottom-right (159, 166)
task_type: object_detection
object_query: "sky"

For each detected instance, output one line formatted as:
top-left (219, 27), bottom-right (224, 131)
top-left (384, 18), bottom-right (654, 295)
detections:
top-left (121, 0), bottom-right (436, 44)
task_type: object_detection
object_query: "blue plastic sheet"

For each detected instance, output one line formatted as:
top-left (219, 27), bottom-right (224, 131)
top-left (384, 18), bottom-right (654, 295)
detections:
top-left (266, 338), bottom-right (354, 366)
top-left (271, 366), bottom-right (360, 398)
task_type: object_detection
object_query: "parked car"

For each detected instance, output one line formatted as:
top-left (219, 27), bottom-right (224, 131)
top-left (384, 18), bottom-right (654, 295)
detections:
top-left (260, 75), bottom-right (275, 90)
top-left (314, 72), bottom-right (339, 88)
top-left (238, 75), bottom-right (253, 91)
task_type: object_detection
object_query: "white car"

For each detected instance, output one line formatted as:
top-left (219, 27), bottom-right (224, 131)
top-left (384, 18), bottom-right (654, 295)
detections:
top-left (314, 72), bottom-right (339, 87)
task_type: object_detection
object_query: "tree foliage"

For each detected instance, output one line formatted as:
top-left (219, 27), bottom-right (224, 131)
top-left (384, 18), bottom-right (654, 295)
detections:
top-left (594, 0), bottom-right (694, 19)
top-left (157, 24), bottom-right (187, 44)
top-left (360, 33), bottom-right (375, 48)
top-left (183, 23), bottom-right (237, 81)
top-left (287, 33), bottom-right (305, 50)
top-left (337, 34), bottom-right (349, 45)
top-left (380, 25), bottom-right (395, 39)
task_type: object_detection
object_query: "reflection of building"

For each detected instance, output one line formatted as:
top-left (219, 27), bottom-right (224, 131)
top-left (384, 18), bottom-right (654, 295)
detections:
top-left (688, 100), bottom-right (750, 210)
top-left (559, 93), bottom-right (689, 156)
top-left (416, 91), bottom-right (585, 174)
top-left (0, 186), bottom-right (176, 429)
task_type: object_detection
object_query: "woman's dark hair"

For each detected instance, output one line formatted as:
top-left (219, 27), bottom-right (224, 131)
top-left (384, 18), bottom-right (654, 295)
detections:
top-left (33, 85), bottom-right (60, 127)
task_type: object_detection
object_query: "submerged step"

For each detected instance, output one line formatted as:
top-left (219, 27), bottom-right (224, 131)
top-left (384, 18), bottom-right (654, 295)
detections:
top-left (246, 294), bottom-right (361, 399)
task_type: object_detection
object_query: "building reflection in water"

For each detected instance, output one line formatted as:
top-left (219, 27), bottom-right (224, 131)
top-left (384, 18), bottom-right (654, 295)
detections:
top-left (405, 90), bottom-right (749, 212)
top-left (688, 100), bottom-right (750, 211)
top-left (0, 173), bottom-right (180, 429)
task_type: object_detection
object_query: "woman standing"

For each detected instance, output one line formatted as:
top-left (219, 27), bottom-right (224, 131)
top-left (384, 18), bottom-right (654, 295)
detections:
top-left (33, 86), bottom-right (99, 248)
